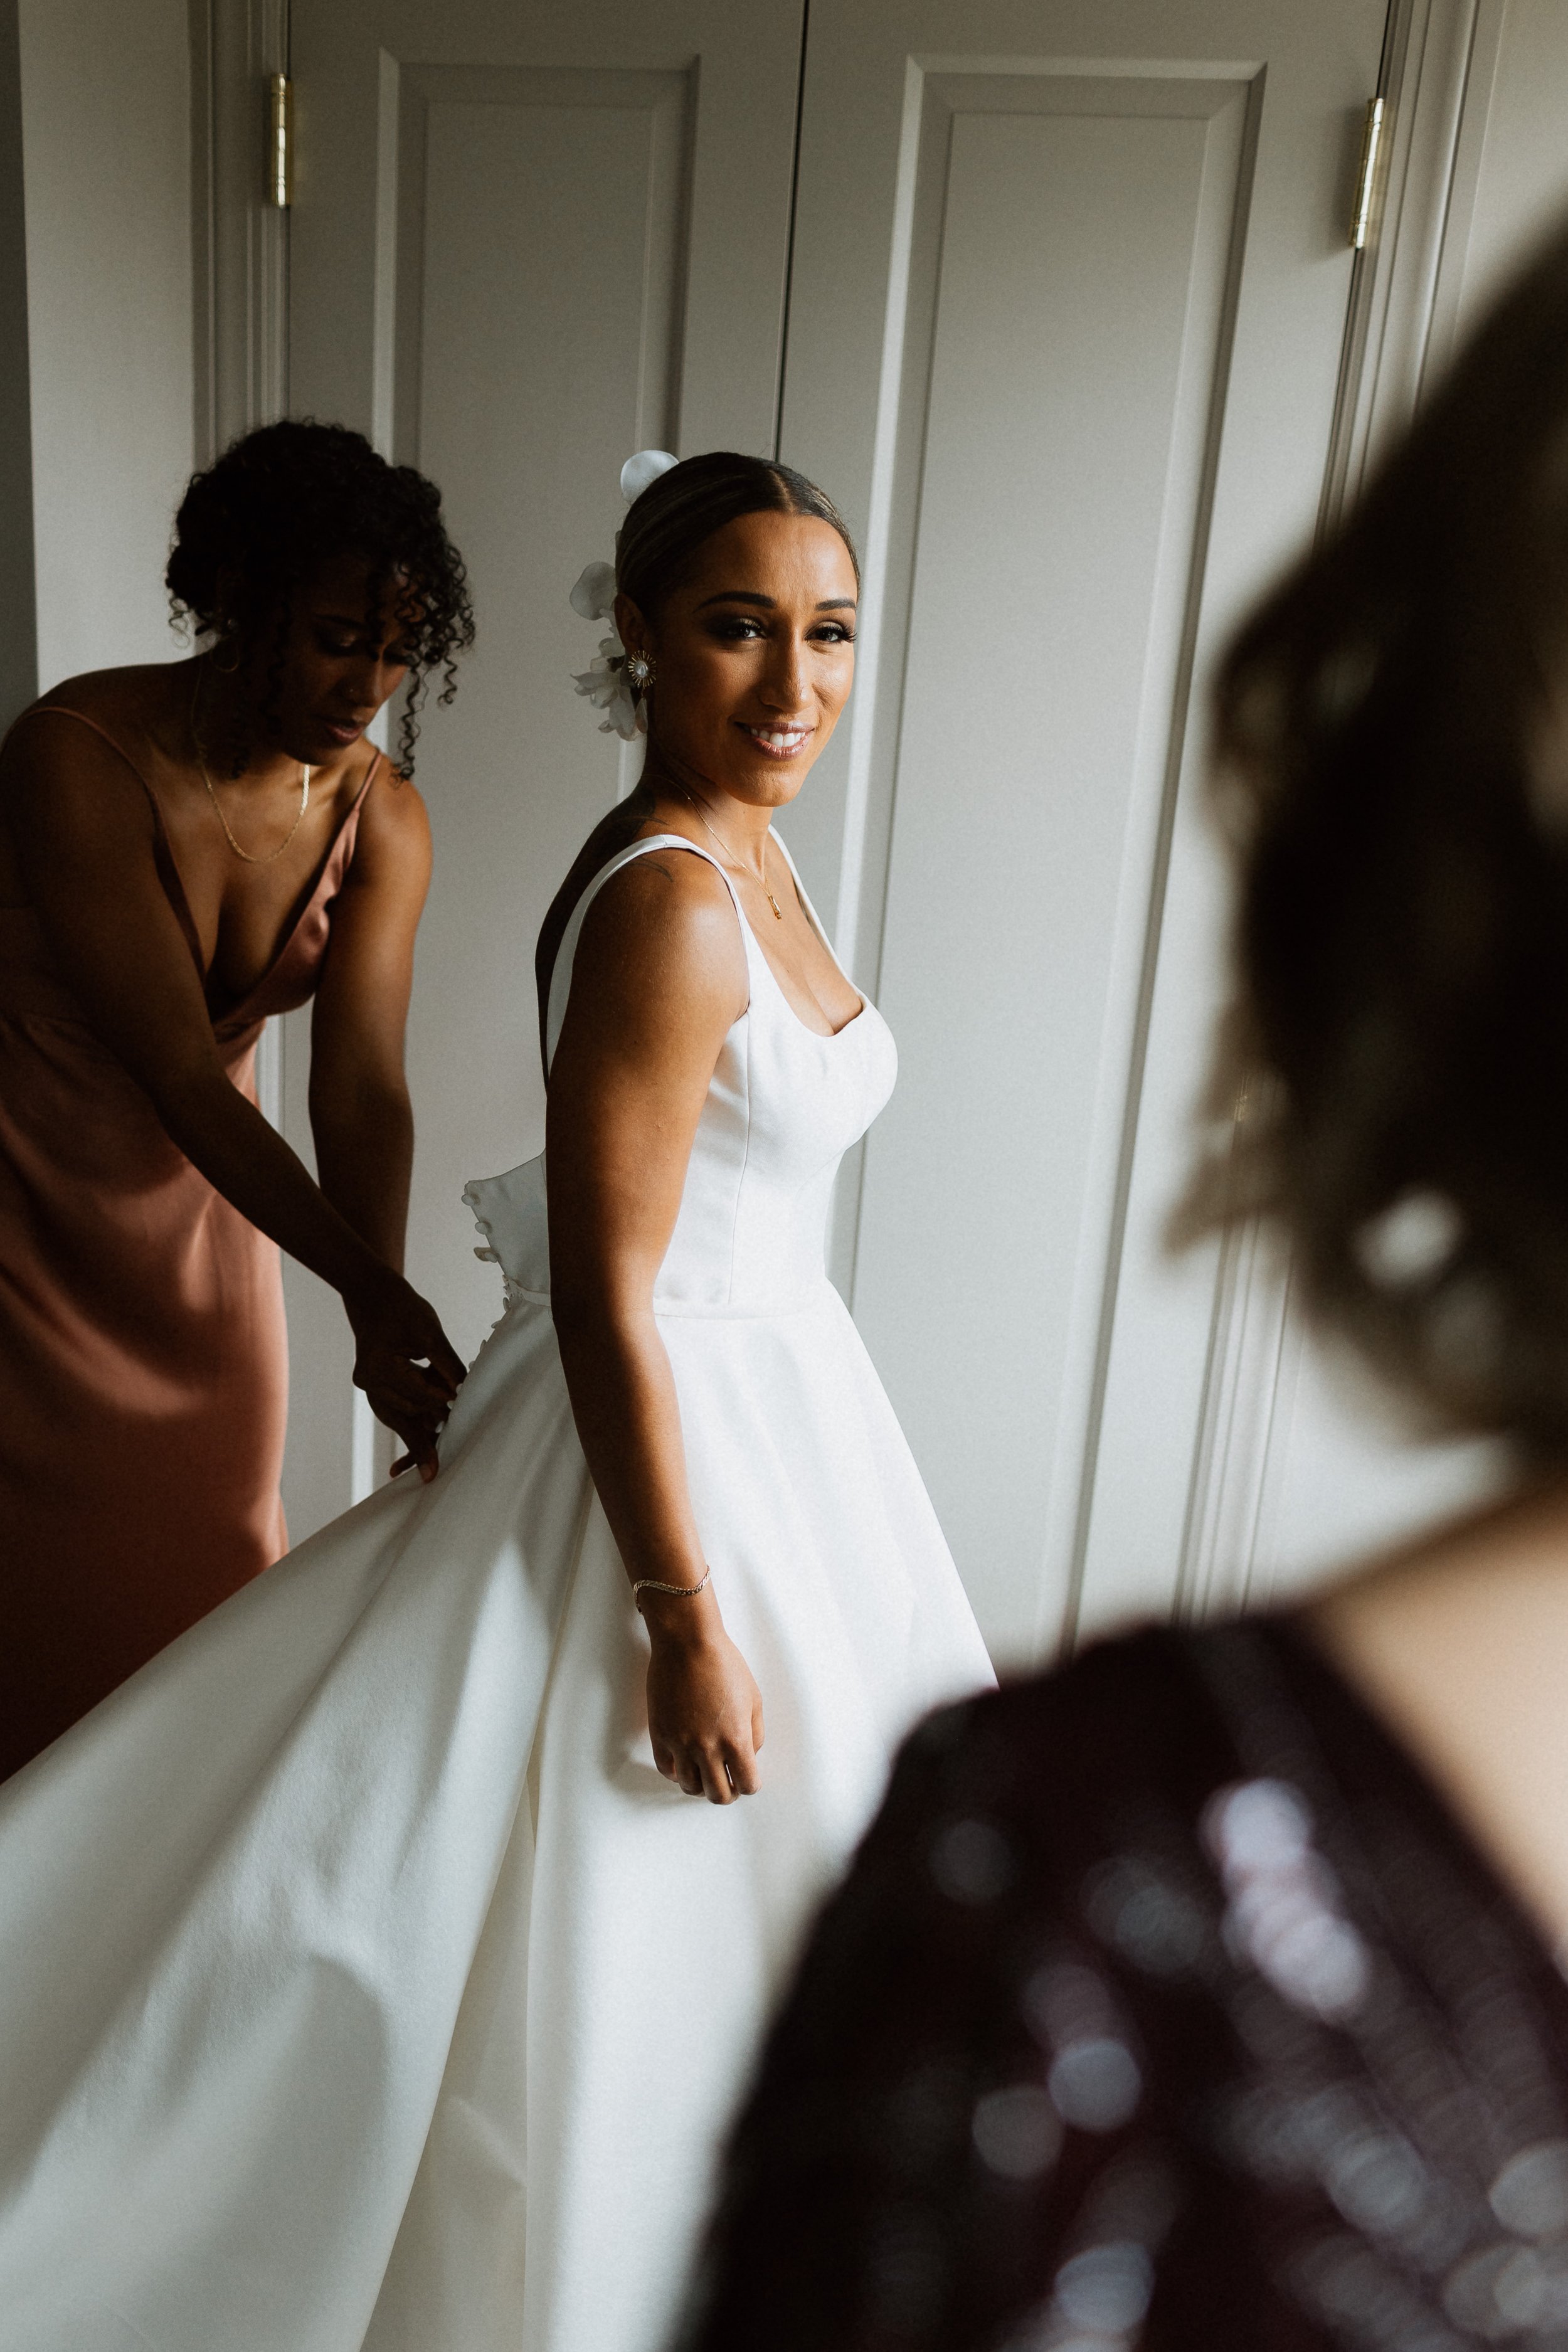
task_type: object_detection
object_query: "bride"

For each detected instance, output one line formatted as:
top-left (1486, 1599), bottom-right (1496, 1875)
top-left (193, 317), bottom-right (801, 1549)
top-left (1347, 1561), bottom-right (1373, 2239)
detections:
top-left (0, 448), bottom-right (993, 2352)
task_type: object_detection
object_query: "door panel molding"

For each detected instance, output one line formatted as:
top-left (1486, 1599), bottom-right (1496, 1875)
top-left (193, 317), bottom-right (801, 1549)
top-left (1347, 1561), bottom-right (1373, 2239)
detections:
top-left (836, 62), bottom-right (1265, 1663)
top-left (380, 64), bottom-right (695, 474)
top-left (290, 3), bottom-right (801, 457)
top-left (1043, 67), bottom-right (1267, 1655)
top-left (781, 1), bottom-right (1401, 1665)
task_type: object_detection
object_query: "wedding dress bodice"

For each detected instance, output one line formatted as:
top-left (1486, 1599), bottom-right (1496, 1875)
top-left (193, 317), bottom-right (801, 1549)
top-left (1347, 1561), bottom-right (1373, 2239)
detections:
top-left (466, 834), bottom-right (896, 1316)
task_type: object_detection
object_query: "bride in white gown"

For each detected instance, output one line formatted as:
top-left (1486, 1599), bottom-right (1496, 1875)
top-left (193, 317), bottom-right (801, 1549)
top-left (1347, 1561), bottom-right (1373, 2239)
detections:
top-left (0, 450), bottom-right (993, 2352)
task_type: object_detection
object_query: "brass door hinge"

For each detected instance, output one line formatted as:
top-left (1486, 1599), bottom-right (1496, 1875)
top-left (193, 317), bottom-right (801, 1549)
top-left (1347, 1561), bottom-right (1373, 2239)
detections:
top-left (267, 73), bottom-right (293, 209)
top-left (1349, 95), bottom-right (1385, 250)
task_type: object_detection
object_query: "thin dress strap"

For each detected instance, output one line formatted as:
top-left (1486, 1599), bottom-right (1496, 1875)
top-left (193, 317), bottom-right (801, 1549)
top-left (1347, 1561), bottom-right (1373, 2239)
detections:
top-left (15, 705), bottom-right (161, 800)
top-left (10, 706), bottom-right (383, 1005)
top-left (329, 749), bottom-right (381, 873)
top-left (544, 833), bottom-right (742, 1074)
top-left (13, 706), bottom-right (203, 965)
top-left (13, 705), bottom-right (380, 834)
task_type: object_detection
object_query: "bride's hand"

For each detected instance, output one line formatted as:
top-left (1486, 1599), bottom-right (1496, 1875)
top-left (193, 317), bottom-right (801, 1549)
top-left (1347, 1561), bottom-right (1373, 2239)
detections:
top-left (344, 1268), bottom-right (467, 1483)
top-left (644, 1595), bottom-right (765, 1803)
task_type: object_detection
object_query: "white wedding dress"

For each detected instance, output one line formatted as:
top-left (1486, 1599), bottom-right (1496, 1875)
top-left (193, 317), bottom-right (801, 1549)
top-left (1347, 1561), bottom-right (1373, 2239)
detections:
top-left (0, 834), bottom-right (993, 2352)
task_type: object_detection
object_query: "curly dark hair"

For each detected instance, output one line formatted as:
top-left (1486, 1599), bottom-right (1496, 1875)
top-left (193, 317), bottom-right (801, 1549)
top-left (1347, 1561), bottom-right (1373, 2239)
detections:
top-left (1181, 209), bottom-right (1568, 1455)
top-left (166, 418), bottom-right (475, 775)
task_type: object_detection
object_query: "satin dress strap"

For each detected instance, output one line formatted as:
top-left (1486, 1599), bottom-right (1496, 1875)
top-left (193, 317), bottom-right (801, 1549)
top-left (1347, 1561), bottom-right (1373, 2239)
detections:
top-left (14, 704), bottom-right (381, 1034)
top-left (19, 705), bottom-right (205, 968)
top-left (543, 833), bottom-right (742, 1073)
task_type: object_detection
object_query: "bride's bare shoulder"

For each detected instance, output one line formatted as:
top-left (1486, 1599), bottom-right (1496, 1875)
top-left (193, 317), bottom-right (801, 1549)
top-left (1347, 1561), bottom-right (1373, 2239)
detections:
top-left (583, 837), bottom-right (738, 951)
top-left (570, 841), bottom-right (746, 1025)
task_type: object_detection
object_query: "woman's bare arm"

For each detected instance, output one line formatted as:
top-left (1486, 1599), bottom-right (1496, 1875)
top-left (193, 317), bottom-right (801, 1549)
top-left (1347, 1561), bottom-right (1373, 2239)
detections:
top-left (1, 714), bottom-right (464, 1469)
top-left (545, 849), bottom-right (763, 1804)
top-left (307, 769), bottom-right (432, 1274)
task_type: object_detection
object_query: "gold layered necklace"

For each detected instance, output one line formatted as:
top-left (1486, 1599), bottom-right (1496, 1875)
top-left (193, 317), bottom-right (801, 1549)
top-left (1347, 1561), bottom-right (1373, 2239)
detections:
top-left (190, 665), bottom-right (312, 866)
top-left (681, 787), bottom-right (785, 919)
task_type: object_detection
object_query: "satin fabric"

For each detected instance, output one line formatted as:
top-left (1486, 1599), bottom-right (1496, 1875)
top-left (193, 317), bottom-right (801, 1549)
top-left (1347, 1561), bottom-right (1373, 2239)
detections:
top-left (0, 834), bottom-right (994, 2352)
top-left (0, 708), bottom-right (375, 1778)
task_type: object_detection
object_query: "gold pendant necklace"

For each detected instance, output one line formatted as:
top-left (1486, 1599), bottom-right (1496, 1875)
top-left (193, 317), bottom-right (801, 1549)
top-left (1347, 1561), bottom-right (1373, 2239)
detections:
top-left (683, 789), bottom-right (785, 918)
top-left (191, 667), bottom-right (312, 865)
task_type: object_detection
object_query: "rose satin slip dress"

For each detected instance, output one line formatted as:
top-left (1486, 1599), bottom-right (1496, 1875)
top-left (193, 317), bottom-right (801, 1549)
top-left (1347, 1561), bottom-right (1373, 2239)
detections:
top-left (0, 708), bottom-right (378, 1780)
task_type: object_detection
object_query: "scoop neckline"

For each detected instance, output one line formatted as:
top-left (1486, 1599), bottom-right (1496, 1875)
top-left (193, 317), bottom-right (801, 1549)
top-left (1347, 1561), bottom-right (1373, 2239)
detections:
top-left (632, 824), bottom-right (868, 1042)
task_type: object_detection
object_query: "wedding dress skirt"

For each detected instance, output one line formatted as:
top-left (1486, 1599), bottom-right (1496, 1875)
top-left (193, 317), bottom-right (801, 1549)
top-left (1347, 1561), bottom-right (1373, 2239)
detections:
top-left (0, 836), bottom-right (993, 2352)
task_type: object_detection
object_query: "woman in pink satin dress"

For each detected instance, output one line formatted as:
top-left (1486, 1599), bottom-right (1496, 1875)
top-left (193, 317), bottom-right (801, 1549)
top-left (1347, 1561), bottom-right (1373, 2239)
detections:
top-left (0, 421), bottom-right (472, 1780)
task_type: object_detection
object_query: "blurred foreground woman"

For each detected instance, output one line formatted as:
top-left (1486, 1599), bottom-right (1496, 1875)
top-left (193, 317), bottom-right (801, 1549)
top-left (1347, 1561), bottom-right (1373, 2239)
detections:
top-left (677, 219), bottom-right (1568, 2352)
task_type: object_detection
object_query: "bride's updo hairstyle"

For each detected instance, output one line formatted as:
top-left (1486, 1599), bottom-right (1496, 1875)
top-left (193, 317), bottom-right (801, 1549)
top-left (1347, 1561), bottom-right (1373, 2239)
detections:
top-left (1182, 212), bottom-right (1568, 1454)
top-left (615, 450), bottom-right (859, 622)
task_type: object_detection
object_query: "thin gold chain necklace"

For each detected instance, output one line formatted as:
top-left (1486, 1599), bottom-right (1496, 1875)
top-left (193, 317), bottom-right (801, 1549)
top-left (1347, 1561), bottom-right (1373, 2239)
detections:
top-left (682, 788), bottom-right (785, 919)
top-left (190, 668), bottom-right (312, 866)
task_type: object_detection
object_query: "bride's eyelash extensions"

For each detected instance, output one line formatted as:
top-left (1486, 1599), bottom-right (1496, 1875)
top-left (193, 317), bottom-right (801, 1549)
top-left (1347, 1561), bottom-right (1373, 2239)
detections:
top-left (705, 615), bottom-right (856, 644)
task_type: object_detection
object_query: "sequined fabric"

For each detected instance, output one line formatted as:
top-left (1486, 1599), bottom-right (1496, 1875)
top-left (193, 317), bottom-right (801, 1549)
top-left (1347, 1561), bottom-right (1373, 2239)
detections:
top-left (676, 1620), bottom-right (1568, 2351)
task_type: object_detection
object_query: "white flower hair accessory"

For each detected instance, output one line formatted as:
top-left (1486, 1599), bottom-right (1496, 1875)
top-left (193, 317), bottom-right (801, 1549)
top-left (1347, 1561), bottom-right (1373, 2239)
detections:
top-left (569, 560), bottom-right (638, 741)
top-left (570, 450), bottom-right (680, 741)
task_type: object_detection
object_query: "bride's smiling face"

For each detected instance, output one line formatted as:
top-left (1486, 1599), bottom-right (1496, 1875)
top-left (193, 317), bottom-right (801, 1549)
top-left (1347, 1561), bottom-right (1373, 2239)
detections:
top-left (615, 511), bottom-right (858, 810)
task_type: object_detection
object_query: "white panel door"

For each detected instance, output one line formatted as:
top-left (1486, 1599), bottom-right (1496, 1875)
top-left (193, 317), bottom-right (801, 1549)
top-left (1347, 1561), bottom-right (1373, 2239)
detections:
top-left (778, 1), bottom-right (1391, 1664)
top-left (281, 1), bottom-right (803, 1536)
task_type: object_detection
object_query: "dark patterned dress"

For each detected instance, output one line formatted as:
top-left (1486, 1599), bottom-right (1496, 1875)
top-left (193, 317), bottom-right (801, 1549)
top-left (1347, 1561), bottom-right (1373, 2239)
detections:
top-left (677, 1620), bottom-right (1568, 2352)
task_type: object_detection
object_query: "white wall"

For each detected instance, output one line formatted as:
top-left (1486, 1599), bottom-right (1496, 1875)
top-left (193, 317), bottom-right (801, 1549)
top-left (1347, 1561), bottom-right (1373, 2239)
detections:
top-left (18, 0), bottom-right (193, 689)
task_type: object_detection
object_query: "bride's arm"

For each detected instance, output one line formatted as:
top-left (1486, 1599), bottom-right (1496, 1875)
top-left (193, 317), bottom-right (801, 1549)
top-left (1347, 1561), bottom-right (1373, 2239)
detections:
top-left (545, 848), bottom-right (764, 1806)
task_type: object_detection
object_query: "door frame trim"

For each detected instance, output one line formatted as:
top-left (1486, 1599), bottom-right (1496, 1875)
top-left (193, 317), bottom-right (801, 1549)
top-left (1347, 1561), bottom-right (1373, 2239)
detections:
top-left (192, 0), bottom-right (290, 467)
top-left (1170, 0), bottom-right (1508, 1629)
top-left (193, 0), bottom-right (291, 1128)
